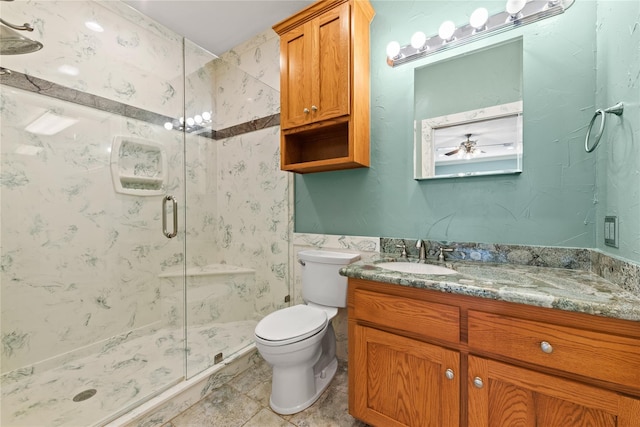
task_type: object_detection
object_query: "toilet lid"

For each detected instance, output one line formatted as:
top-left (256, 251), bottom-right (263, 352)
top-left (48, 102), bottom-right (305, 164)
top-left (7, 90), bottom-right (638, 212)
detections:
top-left (255, 305), bottom-right (328, 342)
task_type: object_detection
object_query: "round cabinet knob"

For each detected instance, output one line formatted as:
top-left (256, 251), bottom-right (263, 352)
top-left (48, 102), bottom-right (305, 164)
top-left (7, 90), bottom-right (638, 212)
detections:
top-left (303, 108), bottom-right (310, 114)
top-left (445, 369), bottom-right (455, 380)
top-left (311, 105), bottom-right (318, 112)
top-left (540, 341), bottom-right (554, 354)
top-left (473, 377), bottom-right (484, 388)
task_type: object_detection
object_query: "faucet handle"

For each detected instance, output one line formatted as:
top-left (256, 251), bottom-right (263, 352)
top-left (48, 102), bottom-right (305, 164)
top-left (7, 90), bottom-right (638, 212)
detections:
top-left (395, 243), bottom-right (408, 258)
top-left (438, 247), bottom-right (453, 261)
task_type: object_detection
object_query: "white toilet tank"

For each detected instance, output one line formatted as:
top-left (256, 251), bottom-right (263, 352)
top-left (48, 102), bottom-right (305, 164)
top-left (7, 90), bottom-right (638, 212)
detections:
top-left (298, 250), bottom-right (360, 308)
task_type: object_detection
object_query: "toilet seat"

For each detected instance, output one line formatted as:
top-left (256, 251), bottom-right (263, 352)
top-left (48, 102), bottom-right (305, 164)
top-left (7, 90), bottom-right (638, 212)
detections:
top-left (255, 305), bottom-right (328, 346)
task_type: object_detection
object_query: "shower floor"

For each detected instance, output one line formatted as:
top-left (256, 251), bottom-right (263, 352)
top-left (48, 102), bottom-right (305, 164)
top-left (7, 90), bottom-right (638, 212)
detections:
top-left (1, 320), bottom-right (258, 427)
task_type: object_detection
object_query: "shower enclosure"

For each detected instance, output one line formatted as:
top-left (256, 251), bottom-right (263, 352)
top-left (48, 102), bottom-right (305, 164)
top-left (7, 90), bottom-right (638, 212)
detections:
top-left (0, 1), bottom-right (290, 426)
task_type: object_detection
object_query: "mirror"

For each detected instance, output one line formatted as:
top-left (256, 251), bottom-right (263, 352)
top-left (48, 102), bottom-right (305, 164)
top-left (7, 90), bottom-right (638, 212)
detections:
top-left (414, 38), bottom-right (523, 179)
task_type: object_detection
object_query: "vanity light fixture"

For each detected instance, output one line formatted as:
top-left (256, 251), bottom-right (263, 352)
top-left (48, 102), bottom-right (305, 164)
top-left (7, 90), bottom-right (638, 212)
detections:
top-left (410, 31), bottom-right (427, 50)
top-left (505, 0), bottom-right (527, 18)
top-left (438, 21), bottom-right (456, 42)
top-left (386, 41), bottom-right (401, 59)
top-left (469, 8), bottom-right (489, 31)
top-left (386, 0), bottom-right (575, 67)
top-left (164, 110), bottom-right (213, 132)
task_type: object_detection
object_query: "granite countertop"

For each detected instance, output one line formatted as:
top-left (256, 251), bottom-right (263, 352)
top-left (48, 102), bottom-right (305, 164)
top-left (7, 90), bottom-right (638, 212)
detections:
top-left (340, 255), bottom-right (640, 322)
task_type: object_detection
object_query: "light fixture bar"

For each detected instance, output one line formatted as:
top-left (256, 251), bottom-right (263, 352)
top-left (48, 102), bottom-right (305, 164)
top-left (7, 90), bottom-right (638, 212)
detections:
top-left (387, 0), bottom-right (574, 67)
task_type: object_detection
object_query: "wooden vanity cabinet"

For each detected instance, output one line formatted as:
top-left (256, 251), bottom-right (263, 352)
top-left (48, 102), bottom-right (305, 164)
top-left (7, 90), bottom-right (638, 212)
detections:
top-left (273, 0), bottom-right (374, 173)
top-left (351, 324), bottom-right (460, 427)
top-left (349, 287), bottom-right (461, 426)
top-left (347, 278), bottom-right (640, 427)
top-left (467, 356), bottom-right (640, 427)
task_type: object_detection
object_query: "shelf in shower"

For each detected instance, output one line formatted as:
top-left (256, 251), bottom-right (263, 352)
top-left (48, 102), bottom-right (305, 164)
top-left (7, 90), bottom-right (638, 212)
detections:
top-left (117, 174), bottom-right (165, 186)
top-left (158, 264), bottom-right (256, 278)
top-left (110, 136), bottom-right (167, 196)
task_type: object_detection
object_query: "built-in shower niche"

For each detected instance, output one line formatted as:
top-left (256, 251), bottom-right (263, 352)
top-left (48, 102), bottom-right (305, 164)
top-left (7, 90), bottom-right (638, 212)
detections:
top-left (110, 136), bottom-right (167, 196)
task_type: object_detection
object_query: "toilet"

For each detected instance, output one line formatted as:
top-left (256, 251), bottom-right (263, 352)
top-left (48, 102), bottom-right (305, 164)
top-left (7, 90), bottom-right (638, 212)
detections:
top-left (254, 249), bottom-right (360, 415)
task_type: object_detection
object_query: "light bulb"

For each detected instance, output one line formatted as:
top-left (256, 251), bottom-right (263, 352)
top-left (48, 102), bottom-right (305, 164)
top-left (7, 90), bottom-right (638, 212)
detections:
top-left (410, 31), bottom-right (427, 50)
top-left (194, 114), bottom-right (203, 124)
top-left (438, 21), bottom-right (456, 41)
top-left (386, 41), bottom-right (401, 59)
top-left (506, 0), bottom-right (527, 16)
top-left (202, 111), bottom-right (211, 121)
top-left (164, 122), bottom-right (173, 130)
top-left (470, 8), bottom-right (489, 30)
top-left (186, 117), bottom-right (195, 126)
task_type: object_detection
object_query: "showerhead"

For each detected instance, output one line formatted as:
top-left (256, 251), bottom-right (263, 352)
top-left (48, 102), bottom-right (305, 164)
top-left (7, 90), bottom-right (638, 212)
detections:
top-left (0, 23), bottom-right (43, 55)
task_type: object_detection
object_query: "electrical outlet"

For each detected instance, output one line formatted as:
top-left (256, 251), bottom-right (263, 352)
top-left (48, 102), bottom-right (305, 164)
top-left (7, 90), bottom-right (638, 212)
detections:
top-left (604, 216), bottom-right (618, 248)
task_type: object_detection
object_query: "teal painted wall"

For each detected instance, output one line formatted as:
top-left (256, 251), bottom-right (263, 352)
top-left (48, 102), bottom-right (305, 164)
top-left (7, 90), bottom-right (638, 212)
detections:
top-left (414, 38), bottom-right (522, 120)
top-left (595, 0), bottom-right (640, 263)
top-left (295, 1), bottom-right (600, 248)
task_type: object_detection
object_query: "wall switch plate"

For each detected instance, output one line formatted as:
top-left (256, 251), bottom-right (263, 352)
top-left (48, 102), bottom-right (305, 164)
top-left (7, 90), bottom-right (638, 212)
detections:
top-left (604, 216), bottom-right (618, 248)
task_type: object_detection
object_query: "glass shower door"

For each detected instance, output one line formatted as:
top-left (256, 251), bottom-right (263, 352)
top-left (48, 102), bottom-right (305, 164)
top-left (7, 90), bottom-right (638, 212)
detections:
top-left (182, 39), bottom-right (260, 378)
top-left (182, 37), bottom-right (291, 379)
top-left (0, 1), bottom-right (186, 425)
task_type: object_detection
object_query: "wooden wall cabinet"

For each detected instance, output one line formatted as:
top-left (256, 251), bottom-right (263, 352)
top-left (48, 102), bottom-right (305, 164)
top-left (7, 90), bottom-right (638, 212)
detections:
top-left (273, 0), bottom-right (374, 174)
top-left (348, 279), bottom-right (640, 427)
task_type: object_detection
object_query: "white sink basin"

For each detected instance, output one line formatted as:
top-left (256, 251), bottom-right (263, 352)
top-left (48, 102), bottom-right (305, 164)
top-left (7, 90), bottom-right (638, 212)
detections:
top-left (375, 262), bottom-right (457, 275)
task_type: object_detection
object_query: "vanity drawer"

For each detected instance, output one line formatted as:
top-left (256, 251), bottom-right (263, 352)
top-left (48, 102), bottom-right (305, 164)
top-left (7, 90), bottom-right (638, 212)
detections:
top-left (352, 289), bottom-right (460, 344)
top-left (467, 310), bottom-right (640, 390)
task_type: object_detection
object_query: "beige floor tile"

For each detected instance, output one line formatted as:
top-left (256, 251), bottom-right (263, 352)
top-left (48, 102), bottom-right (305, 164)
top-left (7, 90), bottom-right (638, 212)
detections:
top-left (229, 359), bottom-right (272, 394)
top-left (243, 408), bottom-right (296, 427)
top-left (165, 358), bottom-right (368, 427)
top-left (169, 384), bottom-right (261, 427)
top-left (245, 380), bottom-right (273, 408)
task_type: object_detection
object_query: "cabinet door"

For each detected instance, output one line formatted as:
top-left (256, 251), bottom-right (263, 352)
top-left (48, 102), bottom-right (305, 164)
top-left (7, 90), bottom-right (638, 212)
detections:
top-left (468, 355), bottom-right (640, 427)
top-left (312, 2), bottom-right (350, 123)
top-left (280, 22), bottom-right (313, 129)
top-left (350, 324), bottom-right (460, 427)
top-left (279, 3), bottom-right (350, 130)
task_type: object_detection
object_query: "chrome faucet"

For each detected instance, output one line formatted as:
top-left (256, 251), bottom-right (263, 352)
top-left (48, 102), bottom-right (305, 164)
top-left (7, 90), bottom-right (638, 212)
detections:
top-left (416, 239), bottom-right (427, 263)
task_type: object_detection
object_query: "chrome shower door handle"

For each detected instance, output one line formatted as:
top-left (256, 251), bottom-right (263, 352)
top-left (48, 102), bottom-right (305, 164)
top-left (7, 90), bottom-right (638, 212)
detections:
top-left (162, 195), bottom-right (178, 238)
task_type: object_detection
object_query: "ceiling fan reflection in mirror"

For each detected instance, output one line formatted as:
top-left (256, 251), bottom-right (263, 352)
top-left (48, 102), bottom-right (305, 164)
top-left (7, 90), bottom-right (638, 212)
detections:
top-left (444, 133), bottom-right (483, 158)
top-left (438, 133), bottom-right (516, 160)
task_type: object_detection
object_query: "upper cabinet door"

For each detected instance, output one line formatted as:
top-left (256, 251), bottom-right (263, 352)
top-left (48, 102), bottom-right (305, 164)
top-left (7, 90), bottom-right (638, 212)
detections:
top-left (280, 2), bottom-right (350, 130)
top-left (313, 3), bottom-right (350, 123)
top-left (280, 23), bottom-right (313, 129)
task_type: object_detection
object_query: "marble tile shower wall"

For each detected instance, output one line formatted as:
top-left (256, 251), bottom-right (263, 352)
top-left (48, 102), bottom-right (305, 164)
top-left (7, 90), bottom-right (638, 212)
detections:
top-left (0, 1), bottom-right (184, 117)
top-left (1, 2), bottom-right (188, 375)
top-left (210, 42), bottom-right (280, 130)
top-left (1, 0), bottom-right (290, 382)
top-left (210, 29), bottom-right (291, 318)
top-left (1, 88), bottom-right (186, 374)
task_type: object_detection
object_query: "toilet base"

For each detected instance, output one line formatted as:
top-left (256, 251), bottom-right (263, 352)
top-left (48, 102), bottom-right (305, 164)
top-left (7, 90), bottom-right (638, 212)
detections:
top-left (269, 357), bottom-right (338, 415)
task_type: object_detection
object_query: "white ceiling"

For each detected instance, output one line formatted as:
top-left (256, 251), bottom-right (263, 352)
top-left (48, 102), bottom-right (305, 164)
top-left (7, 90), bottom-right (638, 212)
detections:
top-left (123, 0), bottom-right (314, 56)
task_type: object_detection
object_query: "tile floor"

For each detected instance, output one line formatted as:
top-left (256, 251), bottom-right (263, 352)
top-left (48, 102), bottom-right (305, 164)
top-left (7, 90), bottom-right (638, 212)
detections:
top-left (162, 358), bottom-right (368, 427)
